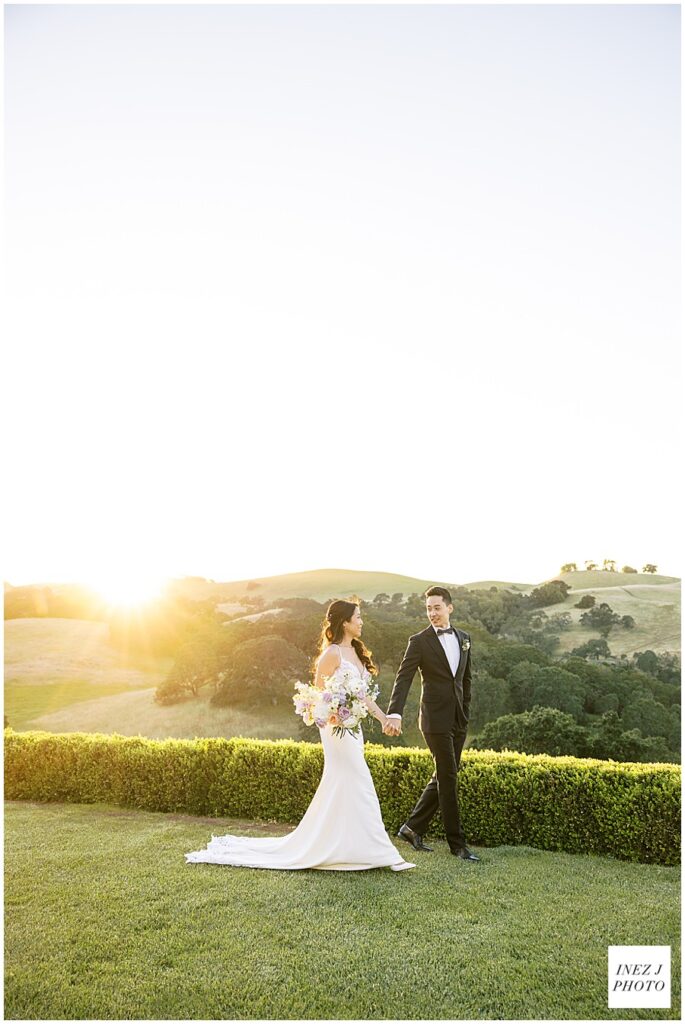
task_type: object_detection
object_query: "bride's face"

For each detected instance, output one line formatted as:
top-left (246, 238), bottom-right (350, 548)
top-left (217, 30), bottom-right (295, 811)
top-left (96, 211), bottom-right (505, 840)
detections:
top-left (344, 606), bottom-right (363, 639)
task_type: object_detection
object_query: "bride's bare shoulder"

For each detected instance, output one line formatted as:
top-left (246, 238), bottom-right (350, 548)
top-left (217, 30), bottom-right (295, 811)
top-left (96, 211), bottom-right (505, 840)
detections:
top-left (317, 645), bottom-right (341, 671)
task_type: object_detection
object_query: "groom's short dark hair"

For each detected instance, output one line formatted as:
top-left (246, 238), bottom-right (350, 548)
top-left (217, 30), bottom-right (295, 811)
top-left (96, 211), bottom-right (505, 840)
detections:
top-left (424, 586), bottom-right (452, 604)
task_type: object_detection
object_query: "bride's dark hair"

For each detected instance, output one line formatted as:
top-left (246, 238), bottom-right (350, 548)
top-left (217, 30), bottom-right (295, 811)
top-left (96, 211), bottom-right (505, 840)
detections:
top-left (315, 597), bottom-right (378, 676)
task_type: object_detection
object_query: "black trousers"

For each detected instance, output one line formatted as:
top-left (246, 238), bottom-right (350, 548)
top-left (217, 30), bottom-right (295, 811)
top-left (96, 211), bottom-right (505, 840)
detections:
top-left (406, 720), bottom-right (468, 851)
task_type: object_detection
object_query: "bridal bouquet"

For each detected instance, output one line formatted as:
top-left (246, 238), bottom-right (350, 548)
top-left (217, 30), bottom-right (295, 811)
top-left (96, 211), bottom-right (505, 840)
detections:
top-left (293, 670), bottom-right (380, 738)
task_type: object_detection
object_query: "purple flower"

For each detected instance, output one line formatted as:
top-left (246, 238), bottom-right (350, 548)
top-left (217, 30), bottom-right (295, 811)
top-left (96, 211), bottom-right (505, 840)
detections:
top-left (322, 692), bottom-right (332, 703)
top-left (339, 707), bottom-right (351, 720)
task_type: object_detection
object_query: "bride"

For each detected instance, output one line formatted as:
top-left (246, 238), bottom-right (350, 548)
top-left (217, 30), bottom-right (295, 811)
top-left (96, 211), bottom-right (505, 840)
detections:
top-left (185, 598), bottom-right (415, 872)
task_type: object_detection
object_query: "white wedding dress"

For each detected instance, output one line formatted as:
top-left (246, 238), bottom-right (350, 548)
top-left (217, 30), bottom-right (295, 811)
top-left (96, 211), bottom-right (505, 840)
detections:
top-left (185, 657), bottom-right (415, 872)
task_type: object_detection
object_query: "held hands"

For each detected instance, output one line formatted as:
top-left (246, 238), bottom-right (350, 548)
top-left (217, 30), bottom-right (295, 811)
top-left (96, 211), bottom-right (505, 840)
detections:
top-left (382, 716), bottom-right (402, 737)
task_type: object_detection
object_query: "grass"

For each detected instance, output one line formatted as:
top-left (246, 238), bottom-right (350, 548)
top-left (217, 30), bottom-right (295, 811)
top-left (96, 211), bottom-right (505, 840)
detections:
top-left (3, 679), bottom-right (145, 731)
top-left (4, 800), bottom-right (680, 1020)
top-left (19, 686), bottom-right (305, 742)
top-left (558, 571), bottom-right (679, 589)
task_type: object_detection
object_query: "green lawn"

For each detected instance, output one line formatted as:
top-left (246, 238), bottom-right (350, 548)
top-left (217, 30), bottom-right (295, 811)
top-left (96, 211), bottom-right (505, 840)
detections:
top-left (4, 801), bottom-right (680, 1020)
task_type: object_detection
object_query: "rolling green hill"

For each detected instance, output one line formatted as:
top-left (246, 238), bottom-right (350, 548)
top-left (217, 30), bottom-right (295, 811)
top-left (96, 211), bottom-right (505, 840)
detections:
top-left (170, 568), bottom-right (537, 604)
top-left (171, 567), bottom-right (443, 603)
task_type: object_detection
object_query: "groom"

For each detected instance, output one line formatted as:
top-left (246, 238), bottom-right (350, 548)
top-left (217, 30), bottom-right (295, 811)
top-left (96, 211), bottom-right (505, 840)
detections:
top-left (384, 586), bottom-right (479, 861)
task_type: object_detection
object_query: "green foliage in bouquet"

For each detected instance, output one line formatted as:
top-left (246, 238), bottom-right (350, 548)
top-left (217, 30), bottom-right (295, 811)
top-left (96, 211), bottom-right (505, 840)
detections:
top-left (4, 728), bottom-right (679, 865)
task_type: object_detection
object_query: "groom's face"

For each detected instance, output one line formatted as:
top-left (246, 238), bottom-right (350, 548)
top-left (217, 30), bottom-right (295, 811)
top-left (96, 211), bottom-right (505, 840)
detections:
top-left (426, 596), bottom-right (453, 628)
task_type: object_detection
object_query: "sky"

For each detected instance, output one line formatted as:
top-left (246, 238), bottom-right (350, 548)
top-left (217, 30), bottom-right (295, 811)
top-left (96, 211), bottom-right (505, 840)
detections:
top-left (3, 3), bottom-right (681, 595)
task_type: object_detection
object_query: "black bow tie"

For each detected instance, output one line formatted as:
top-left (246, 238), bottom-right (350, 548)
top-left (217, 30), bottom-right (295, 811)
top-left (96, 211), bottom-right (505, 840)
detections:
top-left (436, 627), bottom-right (454, 636)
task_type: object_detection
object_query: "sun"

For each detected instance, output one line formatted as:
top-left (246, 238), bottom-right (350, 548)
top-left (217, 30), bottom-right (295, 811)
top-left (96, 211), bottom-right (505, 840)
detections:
top-left (89, 571), bottom-right (167, 609)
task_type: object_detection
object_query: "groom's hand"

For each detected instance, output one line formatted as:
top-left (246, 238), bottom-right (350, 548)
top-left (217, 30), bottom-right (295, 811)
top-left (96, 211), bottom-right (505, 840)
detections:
top-left (383, 716), bottom-right (402, 736)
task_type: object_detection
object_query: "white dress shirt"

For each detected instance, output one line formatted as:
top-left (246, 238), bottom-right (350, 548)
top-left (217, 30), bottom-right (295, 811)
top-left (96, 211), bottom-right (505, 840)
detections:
top-left (435, 623), bottom-right (460, 677)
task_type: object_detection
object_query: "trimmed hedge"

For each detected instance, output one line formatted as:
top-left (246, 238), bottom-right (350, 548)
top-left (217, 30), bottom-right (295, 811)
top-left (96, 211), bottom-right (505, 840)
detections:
top-left (4, 728), bottom-right (680, 865)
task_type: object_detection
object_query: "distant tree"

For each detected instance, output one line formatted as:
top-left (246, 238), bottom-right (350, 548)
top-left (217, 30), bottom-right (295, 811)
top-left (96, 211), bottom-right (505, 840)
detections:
top-left (622, 696), bottom-right (675, 744)
top-left (621, 566), bottom-right (638, 574)
top-left (584, 561), bottom-right (598, 571)
top-left (560, 563), bottom-right (578, 573)
top-left (405, 593), bottom-right (425, 617)
top-left (642, 564), bottom-right (658, 574)
top-left (651, 652), bottom-right (681, 686)
top-left (593, 690), bottom-right (620, 715)
top-left (390, 593), bottom-right (404, 606)
top-left (155, 640), bottom-right (224, 705)
top-left (579, 602), bottom-right (621, 637)
top-left (602, 559), bottom-right (617, 572)
top-left (505, 627), bottom-right (561, 657)
top-left (373, 593), bottom-right (390, 606)
top-left (620, 615), bottom-right (635, 630)
top-left (506, 660), bottom-right (542, 714)
top-left (527, 666), bottom-right (585, 719)
top-left (468, 672), bottom-right (513, 730)
top-left (587, 711), bottom-right (675, 763)
top-left (568, 638), bottom-right (611, 660)
top-left (634, 650), bottom-right (659, 676)
top-left (614, 731), bottom-right (674, 763)
top-left (476, 706), bottom-right (583, 757)
top-left (548, 612), bottom-right (573, 631)
top-left (478, 643), bottom-right (548, 682)
top-left (574, 594), bottom-right (596, 609)
top-left (528, 580), bottom-right (571, 608)
top-left (212, 636), bottom-right (308, 709)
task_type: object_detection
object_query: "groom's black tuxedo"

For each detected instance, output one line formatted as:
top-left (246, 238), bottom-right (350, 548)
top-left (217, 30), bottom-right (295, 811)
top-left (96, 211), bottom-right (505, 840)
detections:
top-left (387, 624), bottom-right (472, 732)
top-left (387, 623), bottom-right (473, 852)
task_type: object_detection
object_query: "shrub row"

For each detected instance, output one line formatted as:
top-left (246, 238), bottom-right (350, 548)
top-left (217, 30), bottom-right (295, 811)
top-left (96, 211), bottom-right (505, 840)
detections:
top-left (3, 729), bottom-right (680, 865)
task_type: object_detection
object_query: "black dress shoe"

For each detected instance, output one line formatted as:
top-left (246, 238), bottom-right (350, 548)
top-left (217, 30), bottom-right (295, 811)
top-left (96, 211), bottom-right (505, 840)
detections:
top-left (451, 846), bottom-right (480, 861)
top-left (397, 824), bottom-right (433, 852)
